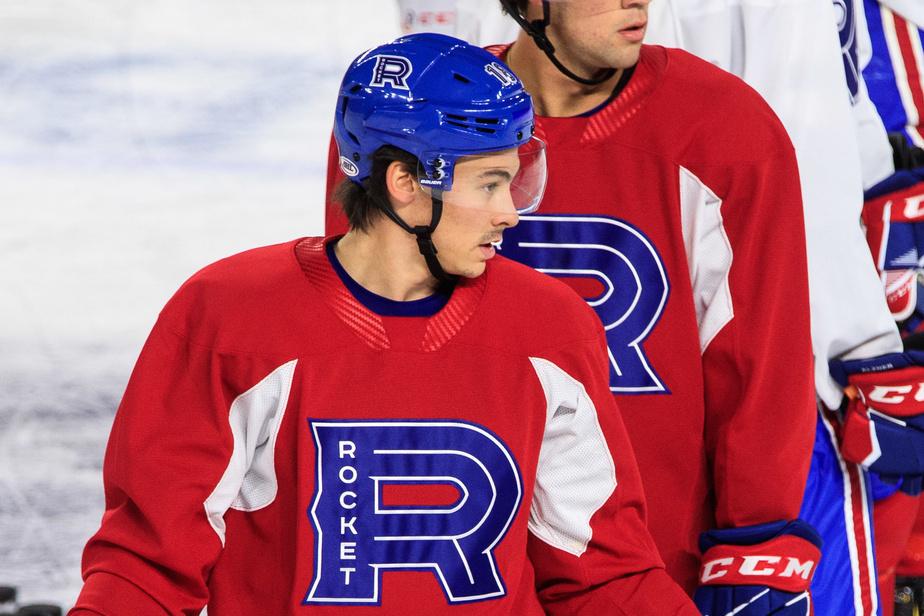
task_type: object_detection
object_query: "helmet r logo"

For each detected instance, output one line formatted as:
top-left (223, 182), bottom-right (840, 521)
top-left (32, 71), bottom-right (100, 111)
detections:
top-left (371, 55), bottom-right (413, 90)
top-left (485, 62), bottom-right (518, 87)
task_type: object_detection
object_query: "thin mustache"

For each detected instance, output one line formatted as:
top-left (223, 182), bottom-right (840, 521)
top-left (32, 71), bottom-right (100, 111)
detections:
top-left (480, 231), bottom-right (506, 244)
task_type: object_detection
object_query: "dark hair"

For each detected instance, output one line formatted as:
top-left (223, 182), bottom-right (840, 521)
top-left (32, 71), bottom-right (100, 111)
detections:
top-left (499, 0), bottom-right (528, 16)
top-left (334, 146), bottom-right (420, 232)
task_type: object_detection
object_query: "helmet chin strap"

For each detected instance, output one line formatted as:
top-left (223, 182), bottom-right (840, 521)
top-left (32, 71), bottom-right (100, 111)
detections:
top-left (378, 189), bottom-right (457, 287)
top-left (505, 0), bottom-right (616, 86)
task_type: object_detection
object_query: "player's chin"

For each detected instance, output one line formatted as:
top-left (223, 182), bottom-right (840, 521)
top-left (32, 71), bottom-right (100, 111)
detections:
top-left (454, 260), bottom-right (487, 279)
top-left (609, 40), bottom-right (644, 65)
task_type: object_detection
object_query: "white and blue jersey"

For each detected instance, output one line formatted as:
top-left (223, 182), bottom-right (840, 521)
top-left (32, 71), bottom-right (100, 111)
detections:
top-left (863, 0), bottom-right (924, 146)
top-left (646, 1), bottom-right (902, 612)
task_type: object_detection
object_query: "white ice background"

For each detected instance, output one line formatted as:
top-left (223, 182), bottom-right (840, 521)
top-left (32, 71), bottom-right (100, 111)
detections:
top-left (0, 1), bottom-right (400, 608)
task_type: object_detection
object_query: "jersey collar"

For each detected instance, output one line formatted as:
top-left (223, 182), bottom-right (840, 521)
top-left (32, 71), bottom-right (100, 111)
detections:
top-left (294, 236), bottom-right (486, 352)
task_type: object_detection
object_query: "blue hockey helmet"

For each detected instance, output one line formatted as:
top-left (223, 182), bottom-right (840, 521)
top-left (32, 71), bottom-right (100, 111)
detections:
top-left (334, 32), bottom-right (541, 208)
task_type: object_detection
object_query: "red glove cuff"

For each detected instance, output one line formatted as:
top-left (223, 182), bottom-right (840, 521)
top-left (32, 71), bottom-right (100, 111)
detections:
top-left (848, 367), bottom-right (924, 418)
top-left (698, 535), bottom-right (820, 593)
top-left (841, 402), bottom-right (877, 465)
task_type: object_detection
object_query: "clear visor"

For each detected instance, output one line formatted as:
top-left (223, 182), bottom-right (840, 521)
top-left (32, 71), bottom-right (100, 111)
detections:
top-left (418, 136), bottom-right (547, 215)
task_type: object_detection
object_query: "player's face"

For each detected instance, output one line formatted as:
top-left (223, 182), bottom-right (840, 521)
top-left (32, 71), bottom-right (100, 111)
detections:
top-left (541, 0), bottom-right (650, 71)
top-left (428, 149), bottom-right (521, 278)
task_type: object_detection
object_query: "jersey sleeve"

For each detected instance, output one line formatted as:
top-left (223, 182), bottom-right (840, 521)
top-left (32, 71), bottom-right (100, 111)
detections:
top-left (71, 309), bottom-right (285, 614)
top-left (527, 327), bottom-right (698, 615)
top-left (731, 0), bottom-right (899, 404)
top-left (688, 144), bottom-right (816, 529)
top-left (646, 0), bottom-right (902, 411)
top-left (879, 0), bottom-right (924, 26)
top-left (326, 132), bottom-right (350, 236)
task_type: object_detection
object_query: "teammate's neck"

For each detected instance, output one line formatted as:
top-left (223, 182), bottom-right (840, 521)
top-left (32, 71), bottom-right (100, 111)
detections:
top-left (334, 225), bottom-right (439, 302)
top-left (505, 34), bottom-right (624, 118)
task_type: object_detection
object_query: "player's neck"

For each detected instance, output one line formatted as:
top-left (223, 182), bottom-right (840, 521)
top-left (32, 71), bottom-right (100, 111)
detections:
top-left (506, 35), bottom-right (623, 118)
top-left (335, 226), bottom-right (439, 302)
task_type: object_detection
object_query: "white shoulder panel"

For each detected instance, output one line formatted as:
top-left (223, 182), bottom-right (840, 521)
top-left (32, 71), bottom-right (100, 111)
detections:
top-left (203, 359), bottom-right (297, 545)
top-left (880, 0), bottom-right (924, 31)
top-left (679, 166), bottom-right (734, 353)
top-left (527, 357), bottom-right (617, 557)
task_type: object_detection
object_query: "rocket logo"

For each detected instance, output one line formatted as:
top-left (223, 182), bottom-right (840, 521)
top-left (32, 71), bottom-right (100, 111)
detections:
top-left (501, 215), bottom-right (670, 394)
top-left (304, 420), bottom-right (522, 605)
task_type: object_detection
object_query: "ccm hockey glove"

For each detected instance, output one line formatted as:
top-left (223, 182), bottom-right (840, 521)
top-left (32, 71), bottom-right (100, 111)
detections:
top-left (829, 352), bottom-right (924, 495)
top-left (862, 168), bottom-right (924, 329)
top-left (693, 520), bottom-right (821, 616)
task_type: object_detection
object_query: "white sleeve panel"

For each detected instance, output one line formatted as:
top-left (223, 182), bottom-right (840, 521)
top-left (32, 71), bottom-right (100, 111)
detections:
top-left (204, 359), bottom-right (297, 545)
top-left (527, 357), bottom-right (617, 558)
top-left (647, 0), bottom-right (901, 408)
top-left (879, 0), bottom-right (924, 26)
top-left (678, 166), bottom-right (734, 353)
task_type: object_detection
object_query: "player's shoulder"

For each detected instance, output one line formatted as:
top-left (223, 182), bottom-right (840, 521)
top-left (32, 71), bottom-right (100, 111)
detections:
top-left (158, 239), bottom-right (307, 339)
top-left (652, 45), bottom-right (757, 100)
top-left (482, 255), bottom-right (602, 342)
top-left (647, 45), bottom-right (793, 154)
top-left (177, 239), bottom-right (300, 297)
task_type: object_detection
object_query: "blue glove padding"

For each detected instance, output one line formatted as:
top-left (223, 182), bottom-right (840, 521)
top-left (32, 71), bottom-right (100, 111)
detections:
top-left (875, 472), bottom-right (924, 496)
top-left (693, 585), bottom-right (809, 616)
top-left (829, 352), bottom-right (924, 495)
top-left (694, 520), bottom-right (821, 616)
top-left (869, 470), bottom-right (905, 501)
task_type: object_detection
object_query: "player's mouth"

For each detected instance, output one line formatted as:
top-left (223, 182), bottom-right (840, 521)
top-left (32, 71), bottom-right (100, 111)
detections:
top-left (478, 236), bottom-right (503, 259)
top-left (618, 20), bottom-right (647, 43)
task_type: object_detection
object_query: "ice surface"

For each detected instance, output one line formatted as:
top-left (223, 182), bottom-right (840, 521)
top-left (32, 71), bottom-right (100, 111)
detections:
top-left (0, 0), bottom-right (399, 607)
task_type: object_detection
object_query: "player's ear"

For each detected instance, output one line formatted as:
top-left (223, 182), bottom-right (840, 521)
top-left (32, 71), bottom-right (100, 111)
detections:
top-left (385, 160), bottom-right (418, 209)
top-left (523, 0), bottom-right (544, 19)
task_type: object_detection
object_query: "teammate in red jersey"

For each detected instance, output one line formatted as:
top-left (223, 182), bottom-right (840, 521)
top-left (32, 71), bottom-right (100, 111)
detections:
top-left (496, 2), bottom-right (820, 614)
top-left (70, 33), bottom-right (697, 615)
top-left (325, 2), bottom-right (821, 615)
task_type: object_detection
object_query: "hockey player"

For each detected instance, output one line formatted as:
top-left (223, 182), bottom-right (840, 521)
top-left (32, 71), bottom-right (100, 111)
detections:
top-left (645, 1), bottom-right (906, 613)
top-left (861, 159), bottom-right (924, 615)
top-left (69, 33), bottom-right (698, 615)
top-left (856, 2), bottom-right (924, 612)
top-left (326, 1), bottom-right (822, 614)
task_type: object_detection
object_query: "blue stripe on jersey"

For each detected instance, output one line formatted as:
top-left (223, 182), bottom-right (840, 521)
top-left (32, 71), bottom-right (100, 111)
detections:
top-left (325, 240), bottom-right (452, 317)
top-left (800, 412), bottom-right (881, 615)
top-left (863, 0), bottom-right (924, 146)
top-left (863, 0), bottom-right (910, 135)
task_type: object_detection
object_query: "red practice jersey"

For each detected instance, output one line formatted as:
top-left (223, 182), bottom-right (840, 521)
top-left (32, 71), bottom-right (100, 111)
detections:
top-left (71, 238), bottom-right (697, 615)
top-left (326, 45), bottom-right (817, 593)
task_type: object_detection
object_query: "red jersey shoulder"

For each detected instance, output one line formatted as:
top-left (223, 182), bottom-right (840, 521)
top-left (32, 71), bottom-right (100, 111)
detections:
top-left (643, 45), bottom-right (794, 160)
top-left (480, 255), bottom-right (603, 345)
top-left (157, 238), bottom-right (313, 347)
